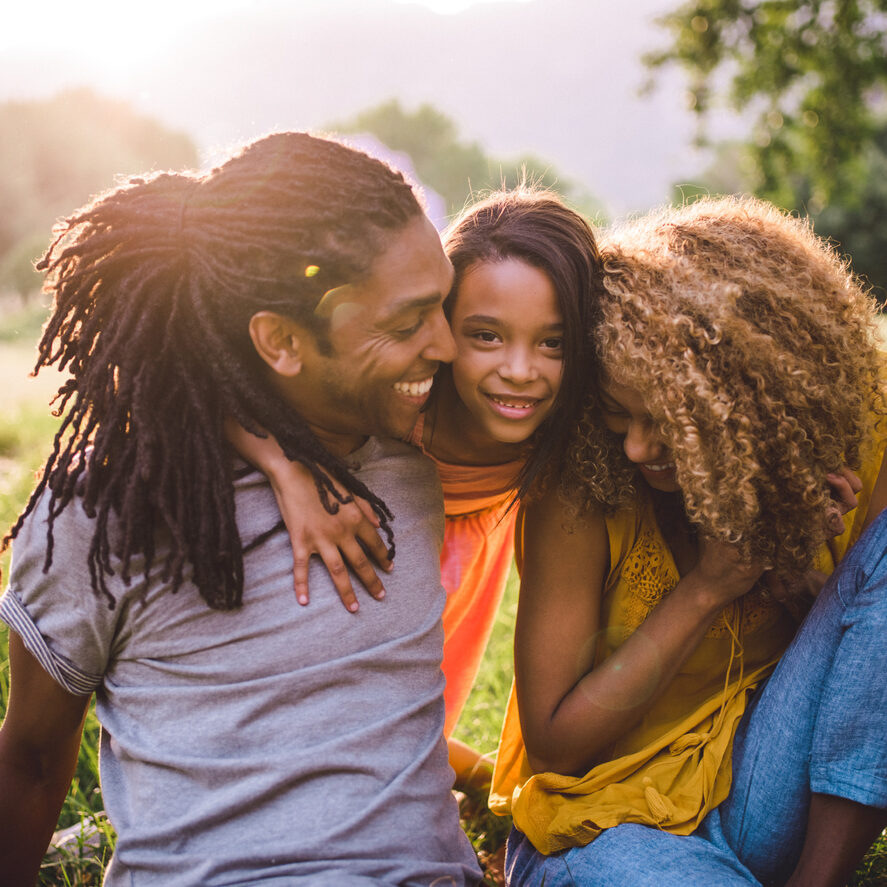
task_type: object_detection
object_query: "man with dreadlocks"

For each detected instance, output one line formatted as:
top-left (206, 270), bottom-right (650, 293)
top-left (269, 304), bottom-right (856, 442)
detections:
top-left (0, 132), bottom-right (484, 885)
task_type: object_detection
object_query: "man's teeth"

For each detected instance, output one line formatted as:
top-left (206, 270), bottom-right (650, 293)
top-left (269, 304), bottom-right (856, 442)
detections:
top-left (393, 377), bottom-right (433, 397)
top-left (643, 462), bottom-right (674, 472)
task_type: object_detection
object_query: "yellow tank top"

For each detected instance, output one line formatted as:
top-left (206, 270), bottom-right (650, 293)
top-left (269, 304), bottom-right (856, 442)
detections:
top-left (489, 446), bottom-right (885, 855)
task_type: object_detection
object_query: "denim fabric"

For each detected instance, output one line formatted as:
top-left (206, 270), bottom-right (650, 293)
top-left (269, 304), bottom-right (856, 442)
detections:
top-left (505, 818), bottom-right (760, 886)
top-left (505, 508), bottom-right (887, 887)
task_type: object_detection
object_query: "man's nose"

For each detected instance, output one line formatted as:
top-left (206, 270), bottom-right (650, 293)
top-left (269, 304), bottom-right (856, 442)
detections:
top-left (423, 306), bottom-right (457, 364)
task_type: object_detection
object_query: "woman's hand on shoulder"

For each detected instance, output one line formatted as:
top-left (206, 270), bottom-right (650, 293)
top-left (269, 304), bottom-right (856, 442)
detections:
top-left (225, 418), bottom-right (391, 612)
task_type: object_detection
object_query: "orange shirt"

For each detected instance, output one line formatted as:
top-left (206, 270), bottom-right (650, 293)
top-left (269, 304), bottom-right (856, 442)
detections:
top-left (409, 416), bottom-right (523, 735)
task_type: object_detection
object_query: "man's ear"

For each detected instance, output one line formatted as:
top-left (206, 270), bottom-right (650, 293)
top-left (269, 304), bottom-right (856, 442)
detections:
top-left (248, 311), bottom-right (306, 377)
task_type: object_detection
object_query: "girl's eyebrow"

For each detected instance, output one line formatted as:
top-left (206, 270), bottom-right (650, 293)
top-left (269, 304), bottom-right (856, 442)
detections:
top-left (461, 314), bottom-right (502, 325)
top-left (461, 313), bottom-right (564, 330)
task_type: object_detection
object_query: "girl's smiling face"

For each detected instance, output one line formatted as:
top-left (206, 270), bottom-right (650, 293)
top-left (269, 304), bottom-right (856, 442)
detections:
top-left (448, 257), bottom-right (564, 446)
top-left (598, 377), bottom-right (680, 493)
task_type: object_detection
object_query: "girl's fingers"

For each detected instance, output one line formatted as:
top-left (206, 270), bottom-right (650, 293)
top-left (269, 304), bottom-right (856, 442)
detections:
top-left (355, 525), bottom-right (393, 574)
top-left (316, 544), bottom-right (360, 613)
top-left (291, 545), bottom-right (312, 607)
top-left (354, 495), bottom-right (381, 529)
top-left (339, 539), bottom-right (386, 600)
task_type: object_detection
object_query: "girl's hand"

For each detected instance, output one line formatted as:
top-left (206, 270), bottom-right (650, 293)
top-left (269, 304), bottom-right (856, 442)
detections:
top-left (225, 419), bottom-right (392, 612)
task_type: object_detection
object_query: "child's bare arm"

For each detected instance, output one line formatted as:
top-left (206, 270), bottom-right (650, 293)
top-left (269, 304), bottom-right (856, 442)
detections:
top-left (226, 418), bottom-right (392, 612)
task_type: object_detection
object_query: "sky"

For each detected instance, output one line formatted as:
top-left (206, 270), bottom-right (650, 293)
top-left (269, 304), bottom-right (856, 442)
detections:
top-left (2, 0), bottom-right (533, 54)
top-left (1, 0), bottom-right (736, 215)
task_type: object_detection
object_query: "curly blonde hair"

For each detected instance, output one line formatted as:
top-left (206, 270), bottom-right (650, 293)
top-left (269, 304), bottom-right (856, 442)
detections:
top-left (566, 195), bottom-right (886, 574)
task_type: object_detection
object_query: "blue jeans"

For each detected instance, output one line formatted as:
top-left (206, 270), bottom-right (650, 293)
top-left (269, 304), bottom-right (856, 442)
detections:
top-left (506, 508), bottom-right (887, 887)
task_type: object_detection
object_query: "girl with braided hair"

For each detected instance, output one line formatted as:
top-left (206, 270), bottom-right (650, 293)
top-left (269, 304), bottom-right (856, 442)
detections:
top-left (228, 185), bottom-right (605, 787)
top-left (490, 196), bottom-right (887, 887)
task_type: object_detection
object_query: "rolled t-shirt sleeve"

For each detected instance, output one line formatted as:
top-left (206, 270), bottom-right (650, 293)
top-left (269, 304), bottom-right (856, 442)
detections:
top-left (1, 492), bottom-right (120, 696)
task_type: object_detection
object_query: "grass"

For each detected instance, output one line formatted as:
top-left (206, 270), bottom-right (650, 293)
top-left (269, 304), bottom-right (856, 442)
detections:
top-left (1, 308), bottom-right (885, 886)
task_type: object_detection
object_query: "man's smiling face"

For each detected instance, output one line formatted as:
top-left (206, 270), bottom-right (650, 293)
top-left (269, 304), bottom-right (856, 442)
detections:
top-left (290, 214), bottom-right (457, 454)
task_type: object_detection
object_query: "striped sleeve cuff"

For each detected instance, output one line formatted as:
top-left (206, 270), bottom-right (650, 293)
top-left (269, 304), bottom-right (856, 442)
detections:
top-left (0, 590), bottom-right (102, 696)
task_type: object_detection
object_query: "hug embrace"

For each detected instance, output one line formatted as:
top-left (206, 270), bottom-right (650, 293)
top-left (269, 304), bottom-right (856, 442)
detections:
top-left (0, 131), bottom-right (885, 887)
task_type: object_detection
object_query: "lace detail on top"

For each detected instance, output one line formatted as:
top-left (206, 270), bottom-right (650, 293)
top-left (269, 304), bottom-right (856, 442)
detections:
top-left (706, 585), bottom-right (779, 638)
top-left (616, 516), bottom-right (783, 641)
top-left (617, 523), bottom-right (678, 640)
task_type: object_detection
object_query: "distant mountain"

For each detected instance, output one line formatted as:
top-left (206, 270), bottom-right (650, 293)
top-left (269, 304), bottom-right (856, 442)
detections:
top-left (0, 0), bottom-right (725, 215)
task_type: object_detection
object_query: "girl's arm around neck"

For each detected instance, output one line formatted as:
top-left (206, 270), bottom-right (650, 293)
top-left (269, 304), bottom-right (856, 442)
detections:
top-left (515, 486), bottom-right (764, 777)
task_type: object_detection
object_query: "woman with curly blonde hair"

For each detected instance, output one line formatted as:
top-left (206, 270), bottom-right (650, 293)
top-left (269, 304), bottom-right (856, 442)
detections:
top-left (490, 196), bottom-right (887, 887)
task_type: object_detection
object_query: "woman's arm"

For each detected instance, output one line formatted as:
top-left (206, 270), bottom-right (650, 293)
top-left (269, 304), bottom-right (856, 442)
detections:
top-left (514, 486), bottom-right (764, 776)
top-left (226, 419), bottom-right (392, 611)
top-left (0, 633), bottom-right (91, 886)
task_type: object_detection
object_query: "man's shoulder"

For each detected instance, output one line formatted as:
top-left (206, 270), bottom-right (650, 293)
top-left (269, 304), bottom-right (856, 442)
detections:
top-left (357, 436), bottom-right (442, 500)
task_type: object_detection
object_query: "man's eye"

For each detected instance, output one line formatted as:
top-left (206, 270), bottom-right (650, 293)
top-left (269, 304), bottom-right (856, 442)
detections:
top-left (474, 331), bottom-right (499, 343)
top-left (395, 319), bottom-right (423, 337)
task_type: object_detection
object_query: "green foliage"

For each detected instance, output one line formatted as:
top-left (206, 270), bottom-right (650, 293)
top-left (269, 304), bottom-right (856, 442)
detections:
top-left (329, 100), bottom-right (606, 223)
top-left (646, 0), bottom-right (887, 204)
top-left (330, 101), bottom-right (491, 213)
top-left (670, 129), bottom-right (887, 296)
top-left (0, 296), bottom-right (51, 345)
top-left (453, 566), bottom-right (517, 758)
top-left (652, 1), bottom-right (887, 293)
top-left (0, 88), bottom-right (199, 300)
top-left (849, 829), bottom-right (887, 887)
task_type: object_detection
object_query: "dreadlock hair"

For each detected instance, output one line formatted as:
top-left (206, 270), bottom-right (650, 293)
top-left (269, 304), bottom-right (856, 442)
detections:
top-left (439, 186), bottom-right (605, 499)
top-left (4, 131), bottom-right (424, 610)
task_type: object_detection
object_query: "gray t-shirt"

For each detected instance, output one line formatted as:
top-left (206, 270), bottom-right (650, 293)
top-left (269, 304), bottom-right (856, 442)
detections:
top-left (1, 436), bottom-right (482, 886)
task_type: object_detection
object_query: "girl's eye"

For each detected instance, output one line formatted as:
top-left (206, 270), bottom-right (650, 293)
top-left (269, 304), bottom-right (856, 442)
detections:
top-left (474, 330), bottom-right (500, 344)
top-left (541, 337), bottom-right (564, 352)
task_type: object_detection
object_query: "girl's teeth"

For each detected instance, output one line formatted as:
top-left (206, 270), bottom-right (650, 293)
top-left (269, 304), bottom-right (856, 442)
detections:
top-left (643, 463), bottom-right (674, 472)
top-left (490, 396), bottom-right (534, 409)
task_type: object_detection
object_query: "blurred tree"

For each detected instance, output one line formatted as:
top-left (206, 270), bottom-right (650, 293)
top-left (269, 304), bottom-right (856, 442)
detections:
top-left (670, 131), bottom-right (887, 296)
top-left (650, 0), bottom-right (887, 294)
top-left (0, 234), bottom-right (47, 305)
top-left (646, 0), bottom-right (887, 207)
top-left (328, 100), bottom-right (605, 223)
top-left (0, 88), bottom-right (198, 299)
